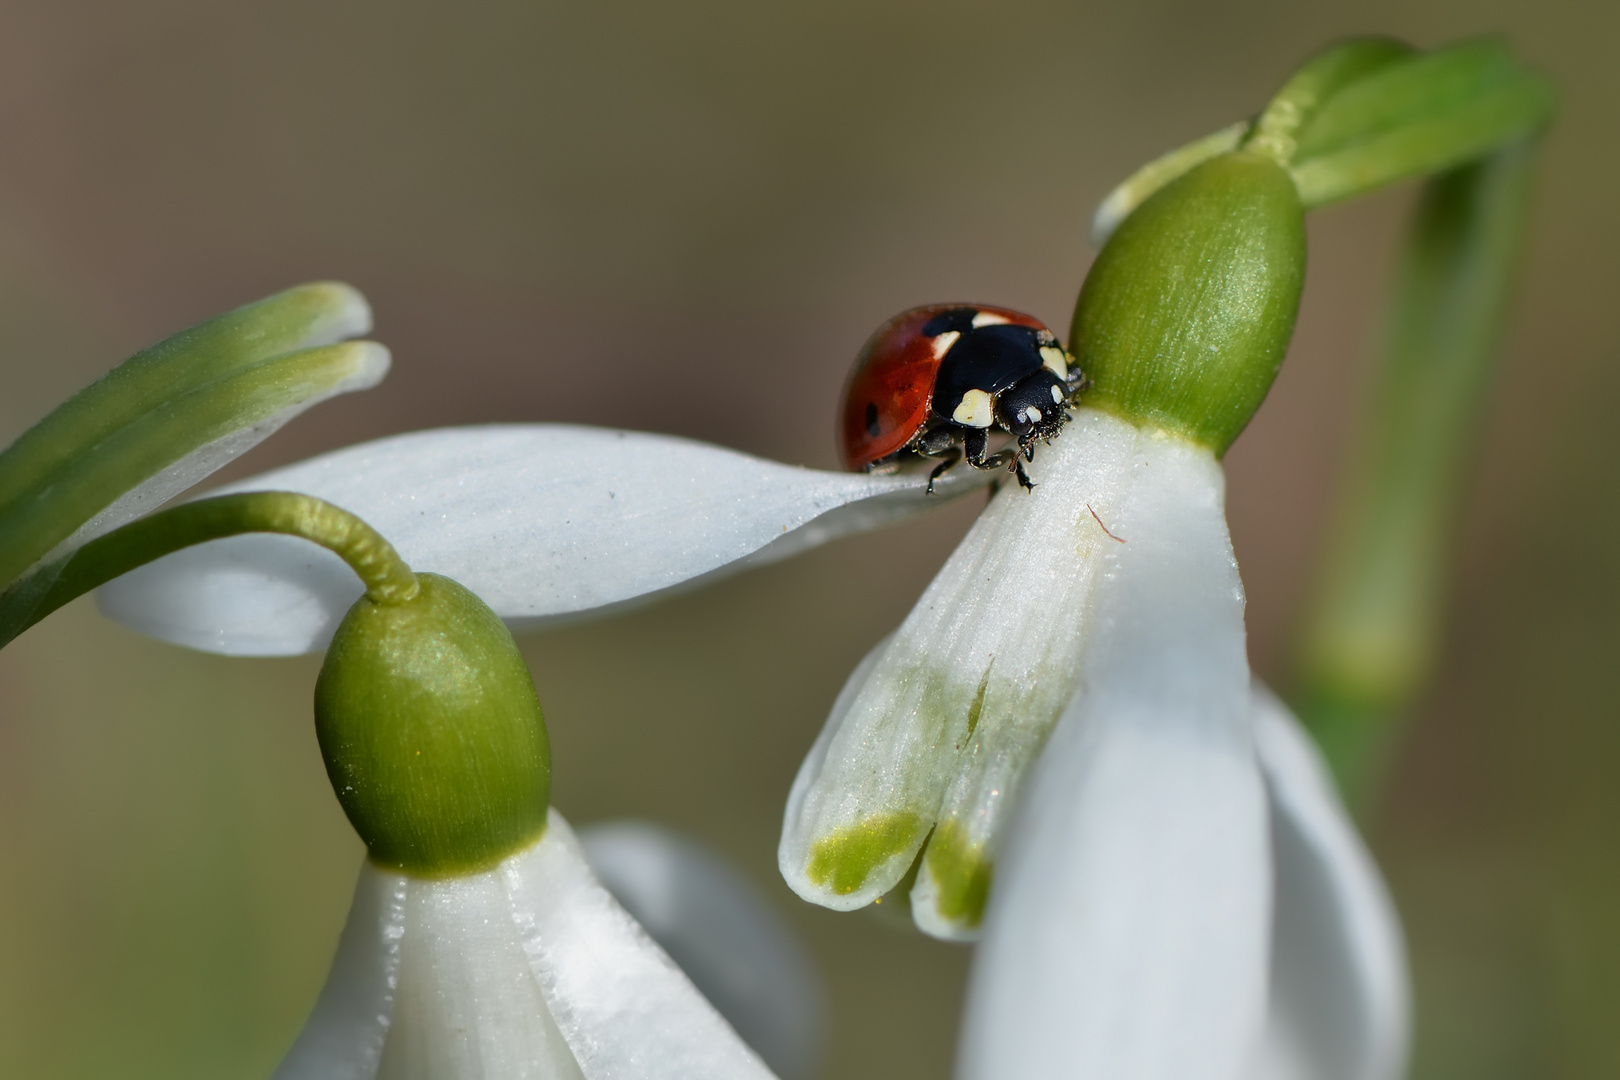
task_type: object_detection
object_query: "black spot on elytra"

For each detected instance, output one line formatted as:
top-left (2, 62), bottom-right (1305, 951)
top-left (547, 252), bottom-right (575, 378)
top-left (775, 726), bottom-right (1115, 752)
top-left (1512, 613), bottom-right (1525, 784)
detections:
top-left (865, 401), bottom-right (881, 437)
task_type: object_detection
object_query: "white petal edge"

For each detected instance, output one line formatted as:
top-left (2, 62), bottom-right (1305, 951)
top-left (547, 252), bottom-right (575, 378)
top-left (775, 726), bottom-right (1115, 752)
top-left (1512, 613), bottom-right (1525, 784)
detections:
top-left (579, 822), bottom-right (825, 1080)
top-left (957, 432), bottom-right (1269, 1080)
top-left (275, 810), bottom-right (776, 1080)
top-left (97, 425), bottom-right (990, 656)
top-left (1247, 684), bottom-right (1411, 1080)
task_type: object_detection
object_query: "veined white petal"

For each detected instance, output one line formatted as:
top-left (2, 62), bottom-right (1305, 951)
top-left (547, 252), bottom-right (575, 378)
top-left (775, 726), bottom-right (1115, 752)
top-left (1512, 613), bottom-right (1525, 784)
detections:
top-left (1248, 685), bottom-right (1411, 1080)
top-left (778, 409), bottom-right (1142, 937)
top-left (505, 813), bottom-right (776, 1080)
top-left (378, 866), bottom-right (585, 1080)
top-left (273, 867), bottom-right (407, 1080)
top-left (274, 811), bottom-right (776, 1080)
top-left (96, 425), bottom-right (989, 656)
top-left (580, 822), bottom-right (825, 1080)
top-left (957, 432), bottom-right (1269, 1080)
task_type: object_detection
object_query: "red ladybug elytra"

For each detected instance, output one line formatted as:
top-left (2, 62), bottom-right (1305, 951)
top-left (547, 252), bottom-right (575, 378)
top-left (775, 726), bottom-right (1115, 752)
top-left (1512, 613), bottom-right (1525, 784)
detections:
top-left (838, 304), bottom-right (1084, 491)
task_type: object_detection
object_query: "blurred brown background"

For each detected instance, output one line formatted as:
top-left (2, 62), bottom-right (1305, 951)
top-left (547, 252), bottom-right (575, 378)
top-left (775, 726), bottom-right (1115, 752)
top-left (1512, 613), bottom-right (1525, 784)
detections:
top-left (0, 1), bottom-right (1614, 1077)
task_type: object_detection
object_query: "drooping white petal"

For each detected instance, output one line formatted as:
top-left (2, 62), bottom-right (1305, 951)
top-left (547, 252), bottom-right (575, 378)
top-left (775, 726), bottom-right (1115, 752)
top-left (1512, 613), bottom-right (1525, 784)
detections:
top-left (1248, 685), bottom-right (1411, 1080)
top-left (96, 425), bottom-right (989, 656)
top-left (274, 811), bottom-right (776, 1080)
top-left (273, 866), bottom-right (407, 1080)
top-left (956, 431), bottom-right (1269, 1080)
top-left (778, 410), bottom-right (1151, 939)
top-left (580, 822), bottom-right (825, 1080)
top-left (504, 813), bottom-right (775, 1080)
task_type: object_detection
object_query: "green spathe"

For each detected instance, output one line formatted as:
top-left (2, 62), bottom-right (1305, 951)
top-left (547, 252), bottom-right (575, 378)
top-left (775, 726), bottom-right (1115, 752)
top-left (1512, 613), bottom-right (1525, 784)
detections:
top-left (316, 573), bottom-right (551, 877)
top-left (1071, 152), bottom-right (1305, 455)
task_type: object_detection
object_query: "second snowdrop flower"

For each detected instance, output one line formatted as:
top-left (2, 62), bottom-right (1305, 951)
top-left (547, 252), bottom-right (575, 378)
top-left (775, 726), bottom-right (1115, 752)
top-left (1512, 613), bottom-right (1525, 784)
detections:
top-left (783, 150), bottom-right (1306, 941)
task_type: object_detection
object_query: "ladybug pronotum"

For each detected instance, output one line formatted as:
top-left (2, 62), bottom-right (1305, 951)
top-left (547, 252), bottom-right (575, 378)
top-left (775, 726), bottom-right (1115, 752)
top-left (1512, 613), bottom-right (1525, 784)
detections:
top-left (838, 304), bottom-right (1085, 491)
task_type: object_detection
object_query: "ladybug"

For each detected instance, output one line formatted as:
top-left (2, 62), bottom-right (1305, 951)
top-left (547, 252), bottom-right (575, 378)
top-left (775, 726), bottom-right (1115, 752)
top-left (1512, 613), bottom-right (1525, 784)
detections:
top-left (838, 304), bottom-right (1085, 491)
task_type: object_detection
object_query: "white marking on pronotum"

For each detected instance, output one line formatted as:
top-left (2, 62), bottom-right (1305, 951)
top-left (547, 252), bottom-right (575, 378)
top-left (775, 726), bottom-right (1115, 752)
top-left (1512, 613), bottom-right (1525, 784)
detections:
top-left (1040, 346), bottom-right (1068, 380)
top-left (971, 312), bottom-right (1010, 328)
top-left (953, 389), bottom-right (996, 428)
top-left (1050, 383), bottom-right (1065, 404)
top-left (931, 330), bottom-right (962, 360)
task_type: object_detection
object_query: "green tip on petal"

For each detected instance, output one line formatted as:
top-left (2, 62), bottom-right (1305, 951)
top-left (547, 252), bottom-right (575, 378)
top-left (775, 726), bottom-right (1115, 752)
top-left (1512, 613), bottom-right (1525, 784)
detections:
top-left (922, 821), bottom-right (993, 929)
top-left (315, 573), bottom-right (551, 877)
top-left (1071, 151), bottom-right (1305, 455)
top-left (806, 812), bottom-right (925, 897)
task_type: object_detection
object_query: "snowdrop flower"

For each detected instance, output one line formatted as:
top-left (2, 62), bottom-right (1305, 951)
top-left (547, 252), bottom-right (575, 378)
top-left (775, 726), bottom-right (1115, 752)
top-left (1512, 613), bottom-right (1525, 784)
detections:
top-left (274, 531), bottom-right (780, 1080)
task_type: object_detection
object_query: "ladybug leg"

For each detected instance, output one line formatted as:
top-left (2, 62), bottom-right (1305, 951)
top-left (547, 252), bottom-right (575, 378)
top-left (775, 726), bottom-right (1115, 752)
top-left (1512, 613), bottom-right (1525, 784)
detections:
top-left (912, 424), bottom-right (964, 495)
top-left (925, 449), bottom-right (963, 495)
top-left (963, 428), bottom-right (1036, 491)
top-left (962, 427), bottom-right (995, 468)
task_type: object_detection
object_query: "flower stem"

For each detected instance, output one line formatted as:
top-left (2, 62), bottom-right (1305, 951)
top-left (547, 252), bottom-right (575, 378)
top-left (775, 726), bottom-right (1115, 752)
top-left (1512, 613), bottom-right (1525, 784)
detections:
top-left (0, 491), bottom-right (418, 649)
top-left (1292, 140), bottom-right (1540, 804)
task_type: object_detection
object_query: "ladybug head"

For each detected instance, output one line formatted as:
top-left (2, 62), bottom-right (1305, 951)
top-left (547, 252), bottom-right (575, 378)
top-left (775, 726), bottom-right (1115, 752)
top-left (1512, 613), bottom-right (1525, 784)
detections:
top-left (994, 370), bottom-right (1070, 441)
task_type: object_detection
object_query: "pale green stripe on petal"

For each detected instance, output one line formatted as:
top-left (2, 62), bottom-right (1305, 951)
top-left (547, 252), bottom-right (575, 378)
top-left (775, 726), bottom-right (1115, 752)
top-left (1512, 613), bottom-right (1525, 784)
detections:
top-left (779, 410), bottom-right (1141, 924)
top-left (96, 425), bottom-right (991, 656)
top-left (957, 430), bottom-right (1265, 1080)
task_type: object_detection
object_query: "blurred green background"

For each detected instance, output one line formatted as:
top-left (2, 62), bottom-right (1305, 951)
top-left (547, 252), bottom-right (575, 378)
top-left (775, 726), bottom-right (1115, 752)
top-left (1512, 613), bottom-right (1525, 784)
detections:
top-left (0, 1), bottom-right (1614, 1077)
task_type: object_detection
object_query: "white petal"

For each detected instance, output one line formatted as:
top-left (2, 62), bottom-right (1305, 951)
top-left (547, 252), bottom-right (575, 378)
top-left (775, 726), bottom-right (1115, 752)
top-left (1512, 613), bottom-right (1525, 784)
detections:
top-left (96, 425), bottom-right (988, 656)
top-left (274, 866), bottom-right (407, 1080)
top-left (1247, 685), bottom-right (1411, 1080)
top-left (957, 433), bottom-right (1269, 1080)
top-left (779, 410), bottom-right (1142, 927)
top-left (378, 867), bottom-right (585, 1080)
top-left (274, 811), bottom-right (776, 1080)
top-left (505, 813), bottom-right (776, 1080)
top-left (580, 822), bottom-right (825, 1080)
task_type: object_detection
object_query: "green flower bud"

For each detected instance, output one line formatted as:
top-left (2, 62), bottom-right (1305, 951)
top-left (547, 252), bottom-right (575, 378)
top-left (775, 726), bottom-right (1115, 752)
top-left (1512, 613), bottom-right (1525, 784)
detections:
top-left (1070, 151), bottom-right (1306, 455)
top-left (315, 573), bottom-right (550, 877)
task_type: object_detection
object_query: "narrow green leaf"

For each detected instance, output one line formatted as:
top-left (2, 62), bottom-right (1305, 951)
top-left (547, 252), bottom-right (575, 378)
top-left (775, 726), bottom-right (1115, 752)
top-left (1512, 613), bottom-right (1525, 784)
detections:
top-left (0, 339), bottom-right (388, 590)
top-left (1293, 141), bottom-right (1539, 801)
top-left (1243, 37), bottom-right (1415, 165)
top-left (1290, 39), bottom-right (1554, 207)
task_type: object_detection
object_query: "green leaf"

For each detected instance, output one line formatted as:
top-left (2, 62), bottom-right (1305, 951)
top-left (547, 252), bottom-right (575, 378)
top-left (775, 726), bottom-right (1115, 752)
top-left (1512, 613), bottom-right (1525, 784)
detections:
top-left (1243, 36), bottom-right (1415, 165)
top-left (1289, 38), bottom-right (1555, 207)
top-left (0, 283), bottom-right (383, 590)
top-left (1294, 142), bottom-right (1539, 801)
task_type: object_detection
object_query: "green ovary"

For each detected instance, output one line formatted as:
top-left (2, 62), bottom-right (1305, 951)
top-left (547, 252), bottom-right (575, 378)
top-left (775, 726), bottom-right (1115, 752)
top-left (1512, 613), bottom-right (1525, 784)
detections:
top-left (923, 821), bottom-right (994, 927)
top-left (807, 812), bottom-right (925, 895)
